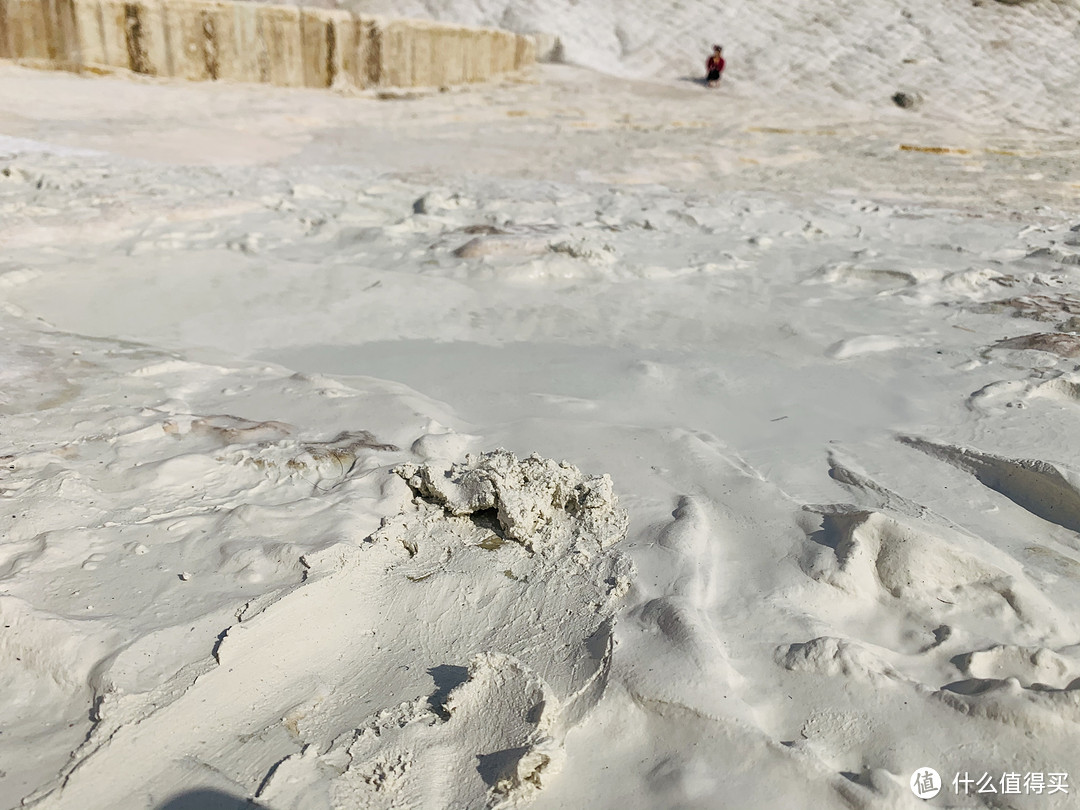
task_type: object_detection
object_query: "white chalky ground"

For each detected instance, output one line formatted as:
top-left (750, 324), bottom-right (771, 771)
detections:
top-left (2, 2), bottom-right (1080, 805)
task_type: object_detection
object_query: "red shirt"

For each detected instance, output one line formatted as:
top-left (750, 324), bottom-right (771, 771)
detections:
top-left (707, 55), bottom-right (725, 73)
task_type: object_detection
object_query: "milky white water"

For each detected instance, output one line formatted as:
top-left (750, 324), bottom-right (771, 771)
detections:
top-left (2, 5), bottom-right (1080, 807)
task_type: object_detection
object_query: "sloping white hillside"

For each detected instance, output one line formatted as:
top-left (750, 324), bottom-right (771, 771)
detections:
top-left (342, 0), bottom-right (1080, 130)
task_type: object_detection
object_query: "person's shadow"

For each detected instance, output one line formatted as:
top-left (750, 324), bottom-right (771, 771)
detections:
top-left (157, 790), bottom-right (262, 810)
top-left (677, 75), bottom-right (711, 87)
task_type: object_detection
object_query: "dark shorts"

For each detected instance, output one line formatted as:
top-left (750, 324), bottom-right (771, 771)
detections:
top-left (707, 69), bottom-right (721, 82)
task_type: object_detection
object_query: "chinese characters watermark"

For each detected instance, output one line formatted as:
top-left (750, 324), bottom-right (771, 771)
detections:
top-left (953, 772), bottom-right (1069, 796)
top-left (910, 768), bottom-right (942, 799)
top-left (911, 769), bottom-right (1070, 799)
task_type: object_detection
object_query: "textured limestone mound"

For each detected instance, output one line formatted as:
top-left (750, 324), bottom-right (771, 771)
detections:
top-left (26, 450), bottom-right (630, 810)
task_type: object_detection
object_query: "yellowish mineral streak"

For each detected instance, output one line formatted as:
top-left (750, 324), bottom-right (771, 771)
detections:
top-left (0, 0), bottom-right (535, 88)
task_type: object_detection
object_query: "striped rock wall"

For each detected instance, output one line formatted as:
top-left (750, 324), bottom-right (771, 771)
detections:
top-left (0, 0), bottom-right (535, 89)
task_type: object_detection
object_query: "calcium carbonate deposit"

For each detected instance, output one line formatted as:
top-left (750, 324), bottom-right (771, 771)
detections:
top-left (3, 0), bottom-right (1080, 807)
top-left (16, 449), bottom-right (628, 810)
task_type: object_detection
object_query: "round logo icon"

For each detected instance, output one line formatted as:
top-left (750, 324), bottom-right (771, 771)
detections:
top-left (911, 767), bottom-right (942, 799)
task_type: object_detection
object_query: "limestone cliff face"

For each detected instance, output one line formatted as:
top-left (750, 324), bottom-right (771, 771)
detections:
top-left (0, 0), bottom-right (535, 89)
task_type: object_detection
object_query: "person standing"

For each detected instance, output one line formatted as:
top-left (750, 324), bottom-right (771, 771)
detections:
top-left (706, 45), bottom-right (725, 87)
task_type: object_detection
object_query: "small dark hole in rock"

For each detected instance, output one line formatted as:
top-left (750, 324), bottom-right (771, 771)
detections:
top-left (892, 92), bottom-right (917, 109)
top-left (469, 508), bottom-right (506, 539)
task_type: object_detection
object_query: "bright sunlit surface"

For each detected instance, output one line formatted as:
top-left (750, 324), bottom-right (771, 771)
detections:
top-left (2, 0), bottom-right (1080, 807)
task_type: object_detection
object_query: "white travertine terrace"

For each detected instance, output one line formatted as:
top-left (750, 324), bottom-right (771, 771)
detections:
top-left (0, 0), bottom-right (535, 89)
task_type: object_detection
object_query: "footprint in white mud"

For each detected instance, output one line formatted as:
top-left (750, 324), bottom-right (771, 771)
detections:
top-left (261, 652), bottom-right (579, 810)
top-left (619, 496), bottom-right (757, 726)
top-left (967, 370), bottom-right (1080, 417)
top-left (451, 234), bottom-right (550, 260)
top-left (100, 410), bottom-right (399, 497)
top-left (951, 644), bottom-right (1080, 689)
top-left (825, 334), bottom-right (921, 360)
top-left (805, 262), bottom-right (921, 293)
top-left (0, 342), bottom-right (83, 414)
top-left (28, 451), bottom-right (631, 810)
top-left (777, 636), bottom-right (907, 686)
top-left (803, 508), bottom-right (1008, 605)
top-left (933, 671), bottom-right (1080, 737)
top-left (783, 498), bottom-right (1080, 794)
top-left (966, 378), bottom-right (1039, 413)
top-left (813, 453), bottom-right (1078, 654)
top-left (799, 505), bottom-right (1076, 658)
